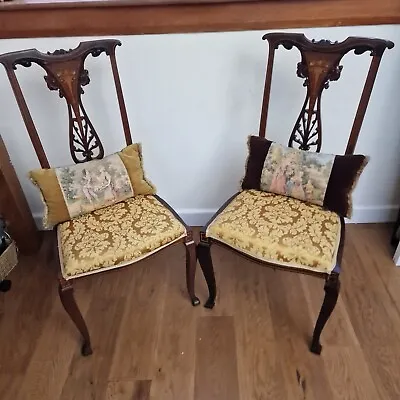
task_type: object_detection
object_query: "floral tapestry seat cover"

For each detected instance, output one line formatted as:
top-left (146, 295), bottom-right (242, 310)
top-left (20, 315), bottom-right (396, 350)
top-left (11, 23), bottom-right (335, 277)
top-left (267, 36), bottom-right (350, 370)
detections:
top-left (206, 190), bottom-right (342, 274)
top-left (58, 195), bottom-right (186, 279)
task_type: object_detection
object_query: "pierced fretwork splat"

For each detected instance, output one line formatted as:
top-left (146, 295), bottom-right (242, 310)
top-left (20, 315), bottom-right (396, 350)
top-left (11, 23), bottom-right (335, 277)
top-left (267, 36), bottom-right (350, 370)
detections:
top-left (259, 33), bottom-right (394, 154)
top-left (43, 59), bottom-right (104, 163)
top-left (68, 104), bottom-right (104, 163)
top-left (0, 39), bottom-right (131, 168)
top-left (290, 53), bottom-right (343, 151)
top-left (42, 57), bottom-right (104, 163)
top-left (291, 102), bottom-right (319, 151)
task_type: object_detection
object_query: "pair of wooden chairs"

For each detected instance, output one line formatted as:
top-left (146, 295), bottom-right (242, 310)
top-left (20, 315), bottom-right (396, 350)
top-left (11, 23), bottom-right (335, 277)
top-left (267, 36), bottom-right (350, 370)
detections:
top-left (0, 33), bottom-right (393, 356)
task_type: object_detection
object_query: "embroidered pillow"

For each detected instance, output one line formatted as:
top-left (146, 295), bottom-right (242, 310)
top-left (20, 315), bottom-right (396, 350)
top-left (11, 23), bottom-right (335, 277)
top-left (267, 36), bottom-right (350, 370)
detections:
top-left (241, 135), bottom-right (369, 218)
top-left (29, 143), bottom-right (156, 228)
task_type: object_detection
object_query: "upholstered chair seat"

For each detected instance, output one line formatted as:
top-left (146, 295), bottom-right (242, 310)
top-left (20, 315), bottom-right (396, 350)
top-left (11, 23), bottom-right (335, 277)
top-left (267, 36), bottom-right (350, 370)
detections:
top-left (206, 190), bottom-right (341, 274)
top-left (58, 195), bottom-right (186, 279)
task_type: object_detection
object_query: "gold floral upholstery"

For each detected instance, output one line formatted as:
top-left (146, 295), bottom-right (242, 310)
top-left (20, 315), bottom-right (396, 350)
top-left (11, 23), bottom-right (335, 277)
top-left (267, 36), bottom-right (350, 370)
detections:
top-left (206, 190), bottom-right (341, 274)
top-left (58, 195), bottom-right (186, 279)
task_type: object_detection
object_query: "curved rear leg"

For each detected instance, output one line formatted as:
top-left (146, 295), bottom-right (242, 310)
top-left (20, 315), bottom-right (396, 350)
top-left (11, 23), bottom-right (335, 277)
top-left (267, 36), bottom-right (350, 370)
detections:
top-left (185, 231), bottom-right (200, 306)
top-left (58, 277), bottom-right (92, 356)
top-left (197, 233), bottom-right (216, 309)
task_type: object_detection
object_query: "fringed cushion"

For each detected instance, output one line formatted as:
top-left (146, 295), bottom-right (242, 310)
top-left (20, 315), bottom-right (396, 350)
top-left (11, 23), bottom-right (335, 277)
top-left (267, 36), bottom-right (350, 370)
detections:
top-left (206, 190), bottom-right (341, 274)
top-left (58, 195), bottom-right (186, 279)
top-left (30, 144), bottom-right (156, 228)
top-left (242, 135), bottom-right (369, 218)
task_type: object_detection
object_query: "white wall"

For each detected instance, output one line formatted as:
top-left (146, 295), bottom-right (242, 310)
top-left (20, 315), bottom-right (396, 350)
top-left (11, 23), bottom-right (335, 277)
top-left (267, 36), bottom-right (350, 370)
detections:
top-left (0, 25), bottom-right (399, 227)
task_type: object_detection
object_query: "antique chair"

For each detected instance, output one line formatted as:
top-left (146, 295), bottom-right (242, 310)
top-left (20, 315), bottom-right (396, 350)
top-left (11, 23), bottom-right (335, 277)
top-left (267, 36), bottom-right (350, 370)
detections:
top-left (197, 33), bottom-right (393, 354)
top-left (0, 40), bottom-right (200, 356)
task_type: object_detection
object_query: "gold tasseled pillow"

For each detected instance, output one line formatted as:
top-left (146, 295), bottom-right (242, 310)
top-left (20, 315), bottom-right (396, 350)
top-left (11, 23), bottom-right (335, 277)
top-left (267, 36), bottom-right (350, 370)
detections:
top-left (29, 143), bottom-right (156, 228)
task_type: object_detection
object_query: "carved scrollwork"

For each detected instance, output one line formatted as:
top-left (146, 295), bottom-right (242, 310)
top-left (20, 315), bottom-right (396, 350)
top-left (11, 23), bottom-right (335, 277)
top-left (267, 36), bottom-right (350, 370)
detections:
top-left (264, 32), bottom-right (394, 57)
top-left (44, 68), bottom-right (90, 97)
top-left (296, 59), bottom-right (343, 90)
top-left (79, 69), bottom-right (90, 88)
top-left (324, 64), bottom-right (343, 89)
top-left (296, 61), bottom-right (309, 87)
top-left (47, 48), bottom-right (73, 56)
top-left (11, 59), bottom-right (33, 70)
top-left (278, 40), bottom-right (295, 51)
top-left (44, 74), bottom-right (59, 93)
top-left (311, 39), bottom-right (339, 46)
top-left (90, 48), bottom-right (108, 58)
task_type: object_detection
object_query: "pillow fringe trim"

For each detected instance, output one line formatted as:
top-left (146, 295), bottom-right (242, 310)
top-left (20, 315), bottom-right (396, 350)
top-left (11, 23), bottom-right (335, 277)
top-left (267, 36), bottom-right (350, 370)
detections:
top-left (346, 155), bottom-right (370, 219)
top-left (239, 134), bottom-right (254, 191)
top-left (136, 143), bottom-right (157, 194)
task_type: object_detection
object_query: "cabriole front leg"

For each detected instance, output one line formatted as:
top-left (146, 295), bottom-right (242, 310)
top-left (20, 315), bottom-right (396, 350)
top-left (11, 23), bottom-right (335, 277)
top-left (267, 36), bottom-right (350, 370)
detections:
top-left (58, 277), bottom-right (93, 356)
top-left (310, 272), bottom-right (340, 355)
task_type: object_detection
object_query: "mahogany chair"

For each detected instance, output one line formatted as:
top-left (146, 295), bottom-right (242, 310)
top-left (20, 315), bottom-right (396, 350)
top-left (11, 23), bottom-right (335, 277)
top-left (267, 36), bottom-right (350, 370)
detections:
top-left (0, 40), bottom-right (200, 356)
top-left (197, 33), bottom-right (393, 354)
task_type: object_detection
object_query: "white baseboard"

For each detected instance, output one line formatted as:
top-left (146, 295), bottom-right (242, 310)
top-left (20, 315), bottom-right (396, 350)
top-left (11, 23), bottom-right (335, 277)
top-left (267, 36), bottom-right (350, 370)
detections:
top-left (175, 209), bottom-right (216, 227)
top-left (34, 205), bottom-right (399, 230)
top-left (181, 205), bottom-right (400, 226)
top-left (349, 205), bottom-right (399, 224)
top-left (33, 213), bottom-right (46, 230)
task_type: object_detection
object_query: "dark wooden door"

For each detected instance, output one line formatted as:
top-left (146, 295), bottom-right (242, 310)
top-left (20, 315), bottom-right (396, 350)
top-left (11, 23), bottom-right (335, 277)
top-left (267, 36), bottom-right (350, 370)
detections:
top-left (0, 135), bottom-right (41, 255)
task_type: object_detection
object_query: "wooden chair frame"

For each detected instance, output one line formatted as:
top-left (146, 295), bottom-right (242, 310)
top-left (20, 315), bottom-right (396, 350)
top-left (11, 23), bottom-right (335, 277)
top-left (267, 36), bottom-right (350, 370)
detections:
top-left (0, 40), bottom-right (200, 356)
top-left (196, 32), bottom-right (393, 354)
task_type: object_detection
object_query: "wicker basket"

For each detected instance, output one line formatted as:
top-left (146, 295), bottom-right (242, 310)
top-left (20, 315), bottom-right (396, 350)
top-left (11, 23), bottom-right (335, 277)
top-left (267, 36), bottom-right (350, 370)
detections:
top-left (0, 234), bottom-right (18, 282)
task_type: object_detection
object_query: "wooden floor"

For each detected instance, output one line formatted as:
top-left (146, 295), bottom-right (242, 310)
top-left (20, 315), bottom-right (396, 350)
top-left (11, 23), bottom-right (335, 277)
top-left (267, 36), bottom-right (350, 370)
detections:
top-left (0, 224), bottom-right (400, 400)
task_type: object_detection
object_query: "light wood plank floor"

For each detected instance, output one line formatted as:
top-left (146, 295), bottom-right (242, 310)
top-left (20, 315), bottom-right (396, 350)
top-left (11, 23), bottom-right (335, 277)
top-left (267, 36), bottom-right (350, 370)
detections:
top-left (0, 224), bottom-right (399, 400)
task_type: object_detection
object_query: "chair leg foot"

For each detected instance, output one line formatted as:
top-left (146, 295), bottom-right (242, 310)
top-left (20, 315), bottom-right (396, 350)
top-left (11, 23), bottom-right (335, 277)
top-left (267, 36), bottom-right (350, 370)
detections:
top-left (192, 297), bottom-right (201, 307)
top-left (81, 341), bottom-right (93, 356)
top-left (310, 272), bottom-right (340, 355)
top-left (0, 280), bottom-right (11, 292)
top-left (58, 277), bottom-right (93, 356)
top-left (309, 341), bottom-right (322, 355)
top-left (204, 298), bottom-right (216, 309)
top-left (185, 236), bottom-right (200, 307)
top-left (197, 236), bottom-right (216, 309)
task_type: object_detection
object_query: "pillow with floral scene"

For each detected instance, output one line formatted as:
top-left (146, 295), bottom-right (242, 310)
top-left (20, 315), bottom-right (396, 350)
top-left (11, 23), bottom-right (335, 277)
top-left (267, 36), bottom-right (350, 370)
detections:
top-left (29, 143), bottom-right (156, 228)
top-left (241, 135), bottom-right (369, 218)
